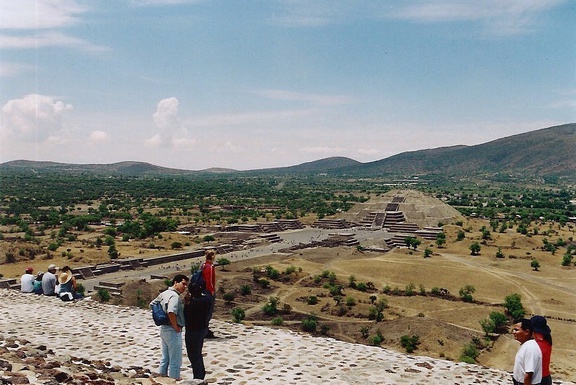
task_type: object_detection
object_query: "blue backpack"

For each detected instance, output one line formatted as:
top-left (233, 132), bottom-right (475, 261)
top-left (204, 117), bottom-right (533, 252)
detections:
top-left (151, 292), bottom-right (176, 326)
top-left (189, 264), bottom-right (206, 292)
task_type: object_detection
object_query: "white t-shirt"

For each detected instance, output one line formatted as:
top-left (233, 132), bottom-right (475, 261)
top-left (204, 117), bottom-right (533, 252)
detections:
top-left (20, 273), bottom-right (35, 292)
top-left (513, 339), bottom-right (542, 384)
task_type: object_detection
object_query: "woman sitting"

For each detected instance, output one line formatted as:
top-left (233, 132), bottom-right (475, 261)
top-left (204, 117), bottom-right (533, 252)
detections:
top-left (58, 266), bottom-right (83, 301)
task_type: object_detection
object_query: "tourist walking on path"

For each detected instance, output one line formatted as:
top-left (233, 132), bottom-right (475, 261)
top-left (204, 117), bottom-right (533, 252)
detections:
top-left (201, 249), bottom-right (217, 338)
top-left (512, 318), bottom-right (542, 385)
top-left (184, 282), bottom-right (212, 382)
top-left (20, 267), bottom-right (35, 293)
top-left (531, 315), bottom-right (552, 385)
top-left (41, 264), bottom-right (58, 296)
top-left (152, 274), bottom-right (188, 380)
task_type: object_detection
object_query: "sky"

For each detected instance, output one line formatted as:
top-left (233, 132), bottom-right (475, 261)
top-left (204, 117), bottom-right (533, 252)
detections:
top-left (0, 0), bottom-right (575, 171)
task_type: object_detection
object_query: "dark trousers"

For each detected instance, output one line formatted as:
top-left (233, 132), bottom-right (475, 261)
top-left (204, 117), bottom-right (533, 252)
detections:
top-left (185, 329), bottom-right (207, 379)
top-left (513, 378), bottom-right (542, 385)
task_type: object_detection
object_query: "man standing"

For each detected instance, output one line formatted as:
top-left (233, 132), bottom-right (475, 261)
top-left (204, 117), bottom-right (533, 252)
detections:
top-left (41, 264), bottom-right (58, 296)
top-left (201, 249), bottom-right (217, 338)
top-left (512, 318), bottom-right (542, 385)
top-left (153, 274), bottom-right (188, 380)
top-left (20, 267), bottom-right (35, 293)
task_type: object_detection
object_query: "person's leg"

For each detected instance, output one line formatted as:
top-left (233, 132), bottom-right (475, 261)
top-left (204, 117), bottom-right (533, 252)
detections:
top-left (205, 293), bottom-right (216, 337)
top-left (159, 327), bottom-right (170, 376)
top-left (166, 328), bottom-right (182, 379)
top-left (190, 329), bottom-right (206, 379)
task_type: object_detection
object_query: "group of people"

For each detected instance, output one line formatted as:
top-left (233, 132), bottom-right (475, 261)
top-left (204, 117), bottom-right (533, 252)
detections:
top-left (512, 315), bottom-right (553, 385)
top-left (20, 264), bottom-right (83, 300)
top-left (151, 249), bottom-right (217, 383)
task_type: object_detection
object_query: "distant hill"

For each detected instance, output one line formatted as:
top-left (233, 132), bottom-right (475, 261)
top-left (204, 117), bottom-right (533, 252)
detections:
top-left (1, 123), bottom-right (574, 181)
top-left (335, 123), bottom-right (576, 181)
top-left (0, 160), bottom-right (236, 176)
top-left (250, 156), bottom-right (362, 174)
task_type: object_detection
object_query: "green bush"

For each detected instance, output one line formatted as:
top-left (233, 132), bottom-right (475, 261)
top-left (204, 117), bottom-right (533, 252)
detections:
top-left (271, 316), bottom-right (284, 326)
top-left (301, 315), bottom-right (318, 333)
top-left (222, 292), bottom-right (235, 302)
top-left (97, 288), bottom-right (110, 302)
top-left (504, 293), bottom-right (526, 319)
top-left (240, 284), bottom-right (252, 295)
top-left (460, 342), bottom-right (480, 363)
top-left (231, 307), bottom-right (245, 323)
top-left (400, 335), bottom-right (420, 353)
top-left (307, 296), bottom-right (318, 305)
top-left (262, 297), bottom-right (279, 316)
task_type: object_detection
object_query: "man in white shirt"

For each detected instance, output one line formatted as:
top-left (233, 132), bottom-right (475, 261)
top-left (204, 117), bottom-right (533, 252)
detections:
top-left (512, 318), bottom-right (542, 385)
top-left (20, 267), bottom-right (35, 293)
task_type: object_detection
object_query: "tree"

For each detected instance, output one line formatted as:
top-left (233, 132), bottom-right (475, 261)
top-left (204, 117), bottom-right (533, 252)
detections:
top-left (531, 259), bottom-right (540, 271)
top-left (469, 242), bottom-right (481, 255)
top-left (504, 293), bottom-right (525, 319)
top-left (405, 237), bottom-right (421, 250)
top-left (459, 285), bottom-right (475, 302)
top-left (423, 248), bottom-right (432, 258)
top-left (457, 230), bottom-right (465, 241)
top-left (435, 232), bottom-right (446, 247)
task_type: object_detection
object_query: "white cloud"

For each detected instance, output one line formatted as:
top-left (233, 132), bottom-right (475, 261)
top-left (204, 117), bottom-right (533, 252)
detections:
top-left (357, 148), bottom-right (379, 156)
top-left (89, 130), bottom-right (109, 143)
top-left (256, 89), bottom-right (357, 106)
top-left (272, 0), bottom-right (563, 35)
top-left (300, 146), bottom-right (345, 154)
top-left (386, 0), bottom-right (564, 35)
top-left (0, 31), bottom-right (107, 51)
top-left (0, 0), bottom-right (87, 30)
top-left (146, 97), bottom-right (196, 148)
top-left (0, 61), bottom-right (35, 77)
top-left (0, 94), bottom-right (73, 142)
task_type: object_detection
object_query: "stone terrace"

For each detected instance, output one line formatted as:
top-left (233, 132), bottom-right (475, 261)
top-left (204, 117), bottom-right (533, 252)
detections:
top-left (2, 290), bottom-right (574, 385)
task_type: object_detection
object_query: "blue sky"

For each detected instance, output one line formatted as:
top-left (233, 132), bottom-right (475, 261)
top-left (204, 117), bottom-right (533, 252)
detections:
top-left (1, 0), bottom-right (575, 170)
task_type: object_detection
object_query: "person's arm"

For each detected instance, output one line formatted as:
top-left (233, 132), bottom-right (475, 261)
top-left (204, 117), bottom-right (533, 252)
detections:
top-left (168, 312), bottom-right (181, 332)
top-left (523, 371), bottom-right (533, 385)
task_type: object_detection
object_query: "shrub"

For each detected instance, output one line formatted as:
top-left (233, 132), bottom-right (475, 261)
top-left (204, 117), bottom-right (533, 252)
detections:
top-left (217, 258), bottom-right (231, 266)
top-left (231, 307), bottom-right (245, 323)
top-left (171, 241), bottom-right (183, 249)
top-left (371, 331), bottom-right (384, 346)
top-left (460, 342), bottom-right (480, 363)
top-left (459, 285), bottom-right (475, 302)
top-left (400, 335), bottom-right (420, 353)
top-left (97, 288), bottom-right (110, 302)
top-left (360, 326), bottom-right (370, 339)
top-left (405, 283), bottom-right (416, 296)
top-left (345, 296), bottom-right (356, 308)
top-left (356, 282), bottom-right (368, 292)
top-left (504, 293), bottom-right (525, 319)
top-left (258, 279), bottom-right (270, 288)
top-left (262, 297), bottom-right (279, 316)
top-left (307, 296), bottom-right (318, 305)
top-left (271, 316), bottom-right (284, 326)
top-left (222, 292), bottom-right (235, 302)
top-left (240, 284), bottom-right (252, 295)
top-left (301, 315), bottom-right (318, 333)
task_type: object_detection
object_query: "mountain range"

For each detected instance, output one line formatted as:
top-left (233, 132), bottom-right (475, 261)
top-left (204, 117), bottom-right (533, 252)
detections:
top-left (1, 123), bottom-right (575, 182)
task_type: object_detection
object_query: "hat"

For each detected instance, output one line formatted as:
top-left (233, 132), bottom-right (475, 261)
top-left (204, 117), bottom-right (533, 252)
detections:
top-left (58, 271), bottom-right (73, 285)
top-left (531, 315), bottom-right (551, 334)
top-left (48, 264), bottom-right (58, 271)
top-left (26, 267), bottom-right (34, 273)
